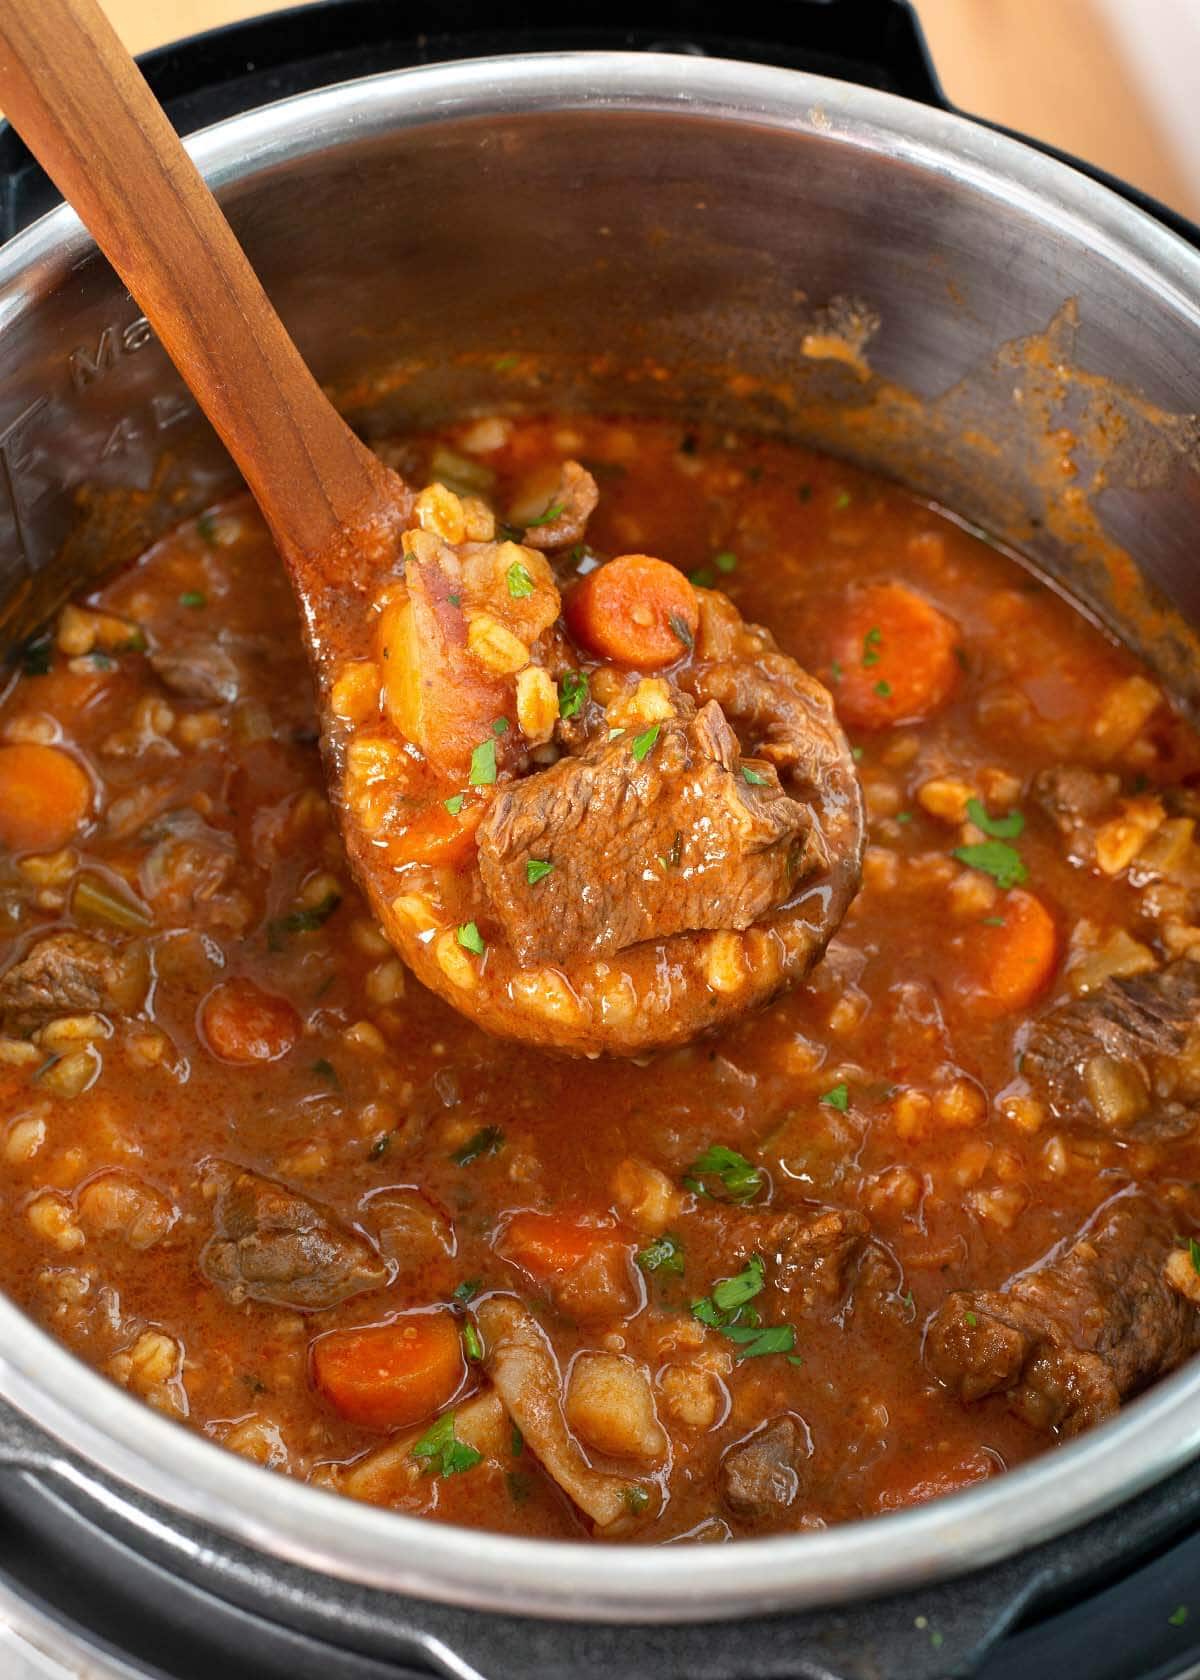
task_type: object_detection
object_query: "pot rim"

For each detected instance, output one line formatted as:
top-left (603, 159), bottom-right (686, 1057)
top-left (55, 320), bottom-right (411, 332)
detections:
top-left (2, 49), bottom-right (1200, 1623)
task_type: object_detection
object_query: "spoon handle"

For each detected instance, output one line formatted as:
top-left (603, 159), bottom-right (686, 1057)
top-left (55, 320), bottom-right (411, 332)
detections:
top-left (0, 0), bottom-right (396, 574)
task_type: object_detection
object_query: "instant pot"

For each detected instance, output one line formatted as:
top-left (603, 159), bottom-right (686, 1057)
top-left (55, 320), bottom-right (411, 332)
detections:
top-left (2, 1), bottom-right (1200, 1674)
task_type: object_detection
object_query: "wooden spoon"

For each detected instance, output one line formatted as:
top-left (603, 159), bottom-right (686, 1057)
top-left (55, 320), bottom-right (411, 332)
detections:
top-left (0, 0), bottom-right (411, 629)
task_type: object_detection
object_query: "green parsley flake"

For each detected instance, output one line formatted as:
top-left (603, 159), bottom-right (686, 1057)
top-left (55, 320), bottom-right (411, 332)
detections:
top-left (953, 839), bottom-right (1027, 890)
top-left (558, 670), bottom-right (588, 719)
top-left (873, 679), bottom-right (892, 697)
top-left (524, 500), bottom-right (565, 529)
top-left (1189, 1237), bottom-right (1200, 1276)
top-left (469, 738), bottom-right (497, 785)
top-left (668, 612), bottom-right (694, 651)
top-left (631, 723), bottom-right (660, 763)
top-left (982, 914), bottom-right (1007, 927)
top-left (851, 745), bottom-right (863, 761)
top-left (491, 716), bottom-right (509, 735)
top-left (444, 793), bottom-right (466, 815)
top-left (462, 1321), bottom-right (483, 1362)
top-left (683, 1143), bottom-right (762, 1202)
top-left (965, 796), bottom-right (1025, 839)
top-left (1169, 1605), bottom-right (1190, 1627)
top-left (742, 766), bottom-right (769, 786)
top-left (179, 590), bottom-right (207, 609)
top-left (311, 1057), bottom-right (338, 1085)
top-left (451, 1126), bottom-right (504, 1166)
top-left (636, 1233), bottom-right (684, 1276)
top-left (411, 1412), bottom-right (482, 1479)
top-left (506, 560), bottom-right (535, 598)
top-left (722, 1323), bottom-right (796, 1359)
top-left (269, 891), bottom-right (341, 944)
top-left (714, 550), bottom-right (738, 574)
top-left (834, 490), bottom-right (852, 510)
top-left (494, 354), bottom-right (519, 372)
top-left (820, 1082), bottom-right (850, 1111)
top-left (896, 811), bottom-right (912, 824)
top-left (964, 1310), bottom-right (979, 1328)
top-left (689, 567), bottom-right (716, 588)
top-left (457, 921), bottom-right (486, 955)
top-left (711, 1255), bottom-right (764, 1312)
top-left (196, 511), bottom-right (219, 546)
top-left (862, 626), bottom-right (882, 667)
top-left (624, 1484), bottom-right (650, 1514)
top-left (525, 858), bottom-right (554, 885)
top-left (453, 1278), bottom-right (482, 1302)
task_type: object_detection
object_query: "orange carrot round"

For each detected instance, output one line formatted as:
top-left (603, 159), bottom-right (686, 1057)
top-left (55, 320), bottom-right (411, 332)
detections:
top-left (311, 1311), bottom-right (465, 1431)
top-left (498, 1211), bottom-right (623, 1277)
top-left (959, 889), bottom-right (1058, 1015)
top-left (565, 554), bottom-right (698, 670)
top-left (831, 582), bottom-right (961, 729)
top-left (0, 743), bottom-right (92, 853)
top-left (200, 977), bottom-right (300, 1063)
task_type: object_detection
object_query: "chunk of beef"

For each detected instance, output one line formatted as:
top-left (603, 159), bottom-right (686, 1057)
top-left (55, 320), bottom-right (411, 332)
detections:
top-left (707, 1201), bottom-right (870, 1316)
top-left (0, 932), bottom-right (146, 1034)
top-left (149, 638), bottom-right (242, 703)
top-left (200, 1164), bottom-right (390, 1310)
top-left (519, 461), bottom-right (599, 552)
top-left (720, 1416), bottom-right (809, 1516)
top-left (1034, 765), bottom-right (1120, 833)
top-left (477, 700), bottom-right (816, 965)
top-left (1023, 960), bottom-right (1200, 1137)
top-left (924, 1190), bottom-right (1200, 1434)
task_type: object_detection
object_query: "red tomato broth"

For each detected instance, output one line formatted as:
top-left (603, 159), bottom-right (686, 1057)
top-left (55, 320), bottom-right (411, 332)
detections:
top-left (0, 414), bottom-right (1197, 1541)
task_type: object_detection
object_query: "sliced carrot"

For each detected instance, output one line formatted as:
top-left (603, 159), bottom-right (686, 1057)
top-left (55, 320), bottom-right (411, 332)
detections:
top-left (564, 554), bottom-right (699, 670)
top-left (200, 977), bottom-right (300, 1063)
top-left (396, 797), bottom-right (485, 867)
top-left (0, 743), bottom-right (92, 853)
top-left (830, 581), bottom-right (961, 729)
top-left (498, 1211), bottom-right (626, 1278)
top-left (958, 889), bottom-right (1058, 1015)
top-left (311, 1311), bottom-right (465, 1432)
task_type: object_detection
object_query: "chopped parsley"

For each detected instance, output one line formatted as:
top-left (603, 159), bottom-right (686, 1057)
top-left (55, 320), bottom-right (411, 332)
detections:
top-left (829, 660), bottom-right (842, 683)
top-left (742, 766), bottom-right (768, 786)
top-left (896, 811), bottom-right (912, 824)
top-left (457, 921), bottom-right (486, 956)
top-left (411, 1412), bottom-right (482, 1479)
top-left (311, 1057), bottom-right (339, 1085)
top-left (18, 634), bottom-right (52, 677)
top-left (820, 1082), bottom-right (850, 1111)
top-left (453, 1278), bottom-right (482, 1302)
top-left (953, 839), bottom-right (1027, 890)
top-left (624, 1485), bottom-right (650, 1514)
top-left (524, 500), bottom-right (565, 529)
top-left (964, 1310), bottom-right (979, 1328)
top-left (462, 1321), bottom-right (484, 1362)
top-left (1169, 1605), bottom-right (1190, 1627)
top-left (179, 590), bottom-right (207, 609)
top-left (452, 1125), bottom-right (504, 1166)
top-left (834, 490), bottom-right (852, 510)
top-left (447, 592), bottom-right (461, 607)
top-left (494, 353), bottom-right (519, 371)
top-left (658, 832), bottom-right (682, 871)
top-left (444, 793), bottom-right (466, 815)
top-left (558, 670), bottom-right (588, 719)
top-left (862, 626), bottom-right (882, 667)
top-left (637, 1232), bottom-right (685, 1276)
top-left (631, 723), bottom-right (660, 763)
top-left (669, 613), bottom-right (694, 651)
top-left (689, 567), bottom-right (716, 588)
top-left (506, 560), bottom-right (534, 599)
top-left (713, 550), bottom-right (738, 574)
top-left (1189, 1237), bottom-right (1200, 1276)
top-left (851, 745), bottom-right (863, 761)
top-left (469, 738), bottom-right (497, 785)
top-left (873, 679), bottom-right (892, 698)
top-left (525, 858), bottom-right (554, 885)
top-left (682, 1143), bottom-right (762, 1202)
top-left (269, 891), bottom-right (341, 944)
top-left (196, 511), bottom-right (219, 546)
top-left (692, 1257), bottom-right (795, 1359)
top-left (491, 716), bottom-right (509, 735)
top-left (981, 914), bottom-right (1006, 927)
top-left (965, 796), bottom-right (1024, 839)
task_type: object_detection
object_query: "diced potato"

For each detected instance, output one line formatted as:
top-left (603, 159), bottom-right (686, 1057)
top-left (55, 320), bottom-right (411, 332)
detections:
top-left (610, 1157), bottom-right (681, 1234)
top-left (565, 1351), bottom-right (668, 1463)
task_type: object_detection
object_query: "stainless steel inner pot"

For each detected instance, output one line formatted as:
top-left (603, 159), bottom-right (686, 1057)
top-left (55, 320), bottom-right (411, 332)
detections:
top-left (1, 51), bottom-right (1199, 1625)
